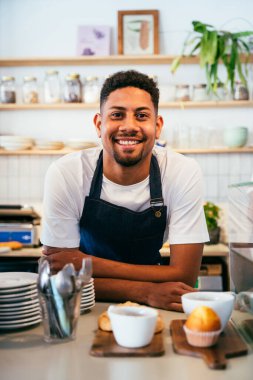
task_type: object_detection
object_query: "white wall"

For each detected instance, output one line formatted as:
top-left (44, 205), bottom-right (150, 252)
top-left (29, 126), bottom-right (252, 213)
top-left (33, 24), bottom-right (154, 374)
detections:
top-left (0, 0), bottom-right (253, 206)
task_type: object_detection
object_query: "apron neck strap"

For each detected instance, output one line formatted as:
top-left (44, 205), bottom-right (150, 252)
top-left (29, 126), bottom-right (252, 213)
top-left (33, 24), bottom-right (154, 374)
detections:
top-left (89, 151), bottom-right (164, 208)
top-left (89, 150), bottom-right (103, 198)
top-left (149, 154), bottom-right (164, 210)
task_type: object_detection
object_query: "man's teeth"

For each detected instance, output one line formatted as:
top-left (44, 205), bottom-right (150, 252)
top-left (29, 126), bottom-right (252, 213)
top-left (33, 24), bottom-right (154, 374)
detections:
top-left (118, 140), bottom-right (139, 145)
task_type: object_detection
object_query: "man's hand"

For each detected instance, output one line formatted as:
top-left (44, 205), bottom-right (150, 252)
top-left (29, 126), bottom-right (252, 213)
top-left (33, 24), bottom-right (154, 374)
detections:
top-left (146, 281), bottom-right (196, 312)
top-left (94, 278), bottom-right (196, 312)
top-left (42, 246), bottom-right (87, 273)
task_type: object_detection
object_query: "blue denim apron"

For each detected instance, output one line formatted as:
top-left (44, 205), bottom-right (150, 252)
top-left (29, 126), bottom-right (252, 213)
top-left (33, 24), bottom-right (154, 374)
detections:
top-left (79, 151), bottom-right (167, 264)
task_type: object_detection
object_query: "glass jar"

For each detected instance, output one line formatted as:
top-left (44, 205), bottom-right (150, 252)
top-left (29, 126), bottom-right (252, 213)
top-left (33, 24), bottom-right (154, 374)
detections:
top-left (175, 84), bottom-right (190, 101)
top-left (0, 76), bottom-right (16, 103)
top-left (63, 73), bottom-right (82, 103)
top-left (212, 83), bottom-right (226, 101)
top-left (44, 70), bottom-right (61, 104)
top-left (83, 76), bottom-right (100, 103)
top-left (22, 76), bottom-right (39, 104)
top-left (233, 82), bottom-right (249, 101)
top-left (192, 84), bottom-right (209, 102)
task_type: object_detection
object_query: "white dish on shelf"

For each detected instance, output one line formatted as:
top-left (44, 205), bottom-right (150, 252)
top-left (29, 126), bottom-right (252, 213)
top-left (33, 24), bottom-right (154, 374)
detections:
top-left (0, 142), bottom-right (33, 151)
top-left (65, 139), bottom-right (98, 150)
top-left (34, 139), bottom-right (64, 150)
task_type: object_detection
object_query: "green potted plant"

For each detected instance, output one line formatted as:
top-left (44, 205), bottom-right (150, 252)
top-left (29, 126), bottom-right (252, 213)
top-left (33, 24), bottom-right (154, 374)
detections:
top-left (171, 20), bottom-right (253, 95)
top-left (204, 201), bottom-right (221, 245)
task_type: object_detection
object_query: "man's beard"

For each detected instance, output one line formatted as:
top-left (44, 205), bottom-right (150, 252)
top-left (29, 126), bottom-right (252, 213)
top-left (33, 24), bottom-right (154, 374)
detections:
top-left (113, 150), bottom-right (143, 167)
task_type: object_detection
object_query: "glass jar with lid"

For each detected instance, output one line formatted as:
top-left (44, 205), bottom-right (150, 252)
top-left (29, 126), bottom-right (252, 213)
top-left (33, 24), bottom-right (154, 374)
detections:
top-left (0, 76), bottom-right (16, 103)
top-left (83, 76), bottom-right (100, 103)
top-left (175, 84), bottom-right (190, 101)
top-left (63, 73), bottom-right (82, 103)
top-left (22, 76), bottom-right (39, 104)
top-left (233, 81), bottom-right (249, 101)
top-left (192, 84), bottom-right (209, 102)
top-left (44, 70), bottom-right (61, 104)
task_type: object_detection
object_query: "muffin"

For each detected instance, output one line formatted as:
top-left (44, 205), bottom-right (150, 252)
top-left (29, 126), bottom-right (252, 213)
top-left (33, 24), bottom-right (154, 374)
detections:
top-left (183, 305), bottom-right (222, 347)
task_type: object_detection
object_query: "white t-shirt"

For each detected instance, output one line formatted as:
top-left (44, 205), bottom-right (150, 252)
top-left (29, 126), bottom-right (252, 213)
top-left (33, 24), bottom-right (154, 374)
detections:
top-left (41, 146), bottom-right (209, 248)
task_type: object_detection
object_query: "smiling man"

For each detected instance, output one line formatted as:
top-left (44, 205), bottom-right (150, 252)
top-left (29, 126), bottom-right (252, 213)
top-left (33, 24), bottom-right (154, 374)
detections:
top-left (41, 70), bottom-right (209, 311)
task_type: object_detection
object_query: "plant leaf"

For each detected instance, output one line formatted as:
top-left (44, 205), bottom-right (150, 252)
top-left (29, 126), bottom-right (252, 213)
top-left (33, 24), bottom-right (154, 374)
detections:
top-left (200, 30), bottom-right (209, 66)
top-left (210, 62), bottom-right (219, 92)
top-left (236, 53), bottom-right (247, 86)
top-left (206, 31), bottom-right (218, 64)
top-left (170, 56), bottom-right (182, 74)
top-left (233, 31), bottom-right (253, 38)
top-left (192, 20), bottom-right (213, 34)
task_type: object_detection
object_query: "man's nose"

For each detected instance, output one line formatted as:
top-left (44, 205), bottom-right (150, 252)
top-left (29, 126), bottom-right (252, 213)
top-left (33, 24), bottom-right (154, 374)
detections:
top-left (118, 115), bottom-right (139, 132)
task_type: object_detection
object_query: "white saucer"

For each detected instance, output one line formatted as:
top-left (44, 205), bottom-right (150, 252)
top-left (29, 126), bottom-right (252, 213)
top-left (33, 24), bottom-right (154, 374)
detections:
top-left (0, 283), bottom-right (37, 294)
top-left (0, 310), bottom-right (41, 320)
top-left (0, 317), bottom-right (41, 330)
top-left (0, 272), bottom-right (38, 289)
top-left (0, 314), bottom-right (42, 326)
top-left (0, 288), bottom-right (38, 300)
top-left (0, 298), bottom-right (40, 309)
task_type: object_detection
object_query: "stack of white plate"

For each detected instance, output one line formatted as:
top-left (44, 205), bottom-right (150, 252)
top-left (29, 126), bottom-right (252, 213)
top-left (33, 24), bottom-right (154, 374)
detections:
top-left (0, 272), bottom-right (41, 330)
top-left (65, 139), bottom-right (98, 150)
top-left (80, 278), bottom-right (95, 313)
top-left (0, 136), bottom-right (34, 151)
top-left (34, 139), bottom-right (64, 150)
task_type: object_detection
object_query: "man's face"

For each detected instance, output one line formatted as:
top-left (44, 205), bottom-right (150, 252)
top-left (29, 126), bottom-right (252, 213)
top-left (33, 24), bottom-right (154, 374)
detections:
top-left (94, 87), bottom-right (163, 167)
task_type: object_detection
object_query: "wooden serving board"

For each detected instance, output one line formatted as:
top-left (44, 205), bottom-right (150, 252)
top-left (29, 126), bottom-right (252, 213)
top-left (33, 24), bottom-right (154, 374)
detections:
top-left (170, 319), bottom-right (248, 370)
top-left (89, 330), bottom-right (165, 357)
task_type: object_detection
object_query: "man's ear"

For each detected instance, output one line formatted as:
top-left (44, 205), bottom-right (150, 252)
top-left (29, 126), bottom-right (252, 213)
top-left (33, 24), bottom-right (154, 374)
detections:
top-left (155, 115), bottom-right (164, 139)
top-left (94, 113), bottom-right (102, 138)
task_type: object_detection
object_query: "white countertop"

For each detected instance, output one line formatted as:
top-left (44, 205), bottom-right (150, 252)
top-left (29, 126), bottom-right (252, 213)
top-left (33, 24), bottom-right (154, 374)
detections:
top-left (0, 303), bottom-right (252, 380)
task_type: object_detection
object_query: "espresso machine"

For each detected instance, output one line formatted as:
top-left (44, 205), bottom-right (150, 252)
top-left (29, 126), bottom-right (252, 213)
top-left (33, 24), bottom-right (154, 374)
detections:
top-left (228, 182), bottom-right (253, 293)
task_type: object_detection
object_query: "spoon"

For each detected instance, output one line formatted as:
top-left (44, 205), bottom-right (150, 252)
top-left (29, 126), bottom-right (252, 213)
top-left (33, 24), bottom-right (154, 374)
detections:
top-left (37, 259), bottom-right (50, 294)
top-left (78, 257), bottom-right (93, 287)
top-left (55, 263), bottom-right (76, 298)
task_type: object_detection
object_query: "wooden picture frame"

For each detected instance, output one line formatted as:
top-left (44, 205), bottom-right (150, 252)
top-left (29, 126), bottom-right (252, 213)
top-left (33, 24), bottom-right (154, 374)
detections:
top-left (118, 10), bottom-right (159, 55)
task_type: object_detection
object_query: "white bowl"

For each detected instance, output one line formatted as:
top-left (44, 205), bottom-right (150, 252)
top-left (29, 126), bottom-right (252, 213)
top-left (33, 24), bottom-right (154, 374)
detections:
top-left (65, 139), bottom-right (98, 149)
top-left (182, 292), bottom-right (235, 330)
top-left (108, 305), bottom-right (158, 348)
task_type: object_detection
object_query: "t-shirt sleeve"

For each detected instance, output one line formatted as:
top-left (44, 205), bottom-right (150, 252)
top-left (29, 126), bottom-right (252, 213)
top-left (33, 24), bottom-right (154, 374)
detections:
top-left (40, 162), bottom-right (81, 248)
top-left (168, 160), bottom-right (209, 244)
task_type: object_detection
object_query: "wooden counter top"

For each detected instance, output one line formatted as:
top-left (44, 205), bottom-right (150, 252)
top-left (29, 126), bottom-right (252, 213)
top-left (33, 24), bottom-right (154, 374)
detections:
top-left (0, 244), bottom-right (229, 259)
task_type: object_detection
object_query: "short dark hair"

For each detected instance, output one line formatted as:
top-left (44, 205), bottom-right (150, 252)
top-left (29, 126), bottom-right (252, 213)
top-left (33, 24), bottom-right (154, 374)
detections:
top-left (100, 70), bottom-right (159, 113)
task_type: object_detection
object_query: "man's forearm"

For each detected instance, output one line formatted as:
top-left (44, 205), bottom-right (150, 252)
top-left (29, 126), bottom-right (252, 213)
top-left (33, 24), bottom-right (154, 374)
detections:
top-left (94, 278), bottom-right (195, 311)
top-left (43, 243), bottom-right (203, 286)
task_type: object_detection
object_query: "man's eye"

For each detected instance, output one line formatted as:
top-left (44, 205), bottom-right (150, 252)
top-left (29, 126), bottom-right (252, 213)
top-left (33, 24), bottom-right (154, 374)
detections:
top-left (136, 113), bottom-right (148, 119)
top-left (111, 112), bottom-right (123, 119)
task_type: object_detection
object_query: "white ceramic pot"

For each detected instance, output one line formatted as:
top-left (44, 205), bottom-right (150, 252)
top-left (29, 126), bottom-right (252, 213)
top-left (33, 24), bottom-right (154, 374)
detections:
top-left (108, 305), bottom-right (158, 348)
top-left (223, 126), bottom-right (248, 148)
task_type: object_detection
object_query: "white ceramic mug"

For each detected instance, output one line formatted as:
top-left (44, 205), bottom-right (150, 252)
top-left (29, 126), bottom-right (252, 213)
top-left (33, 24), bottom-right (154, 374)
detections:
top-left (237, 291), bottom-right (253, 313)
top-left (107, 305), bottom-right (158, 348)
top-left (182, 291), bottom-right (235, 330)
